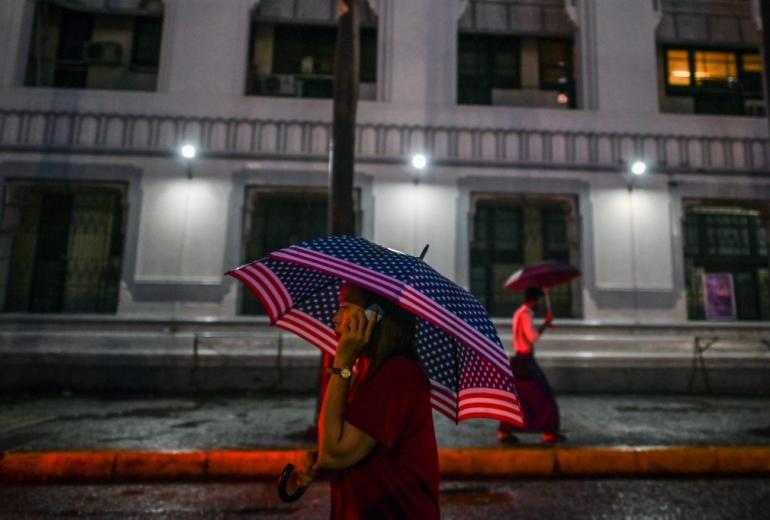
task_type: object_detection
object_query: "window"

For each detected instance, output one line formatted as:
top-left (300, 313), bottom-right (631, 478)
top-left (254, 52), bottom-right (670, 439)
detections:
top-left (131, 16), bottom-right (163, 67)
top-left (0, 182), bottom-right (126, 313)
top-left (683, 204), bottom-right (770, 320)
top-left (538, 38), bottom-right (575, 108)
top-left (458, 34), bottom-right (576, 108)
top-left (458, 33), bottom-right (520, 105)
top-left (246, 23), bottom-right (378, 98)
top-left (470, 196), bottom-right (579, 317)
top-left (538, 39), bottom-right (572, 89)
top-left (25, 1), bottom-right (163, 91)
top-left (740, 53), bottom-right (763, 94)
top-left (240, 188), bottom-right (360, 315)
top-left (666, 49), bottom-right (692, 87)
top-left (51, 7), bottom-right (94, 88)
top-left (664, 47), bottom-right (763, 115)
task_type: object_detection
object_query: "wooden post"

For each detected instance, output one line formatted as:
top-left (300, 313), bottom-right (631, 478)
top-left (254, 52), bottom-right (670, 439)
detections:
top-left (314, 0), bottom-right (360, 433)
top-left (761, 0), bottom-right (770, 136)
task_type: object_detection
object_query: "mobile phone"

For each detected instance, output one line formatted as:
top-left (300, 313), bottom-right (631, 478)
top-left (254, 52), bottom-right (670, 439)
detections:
top-left (364, 304), bottom-right (383, 323)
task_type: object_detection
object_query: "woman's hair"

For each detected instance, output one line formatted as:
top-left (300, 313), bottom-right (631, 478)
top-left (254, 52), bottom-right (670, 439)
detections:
top-left (341, 283), bottom-right (423, 385)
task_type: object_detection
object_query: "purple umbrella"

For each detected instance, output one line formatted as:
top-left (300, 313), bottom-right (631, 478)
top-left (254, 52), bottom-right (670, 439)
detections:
top-left (504, 262), bottom-right (581, 311)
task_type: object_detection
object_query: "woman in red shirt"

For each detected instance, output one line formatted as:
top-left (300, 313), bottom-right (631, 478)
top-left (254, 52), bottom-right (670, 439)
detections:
top-left (300, 283), bottom-right (440, 519)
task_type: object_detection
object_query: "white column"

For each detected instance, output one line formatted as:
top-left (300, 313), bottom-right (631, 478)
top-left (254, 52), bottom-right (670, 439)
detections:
top-left (590, 175), bottom-right (676, 320)
top-left (383, 0), bottom-right (457, 106)
top-left (158, 0), bottom-right (253, 97)
top-left (568, 0), bottom-right (661, 113)
top-left (0, 0), bottom-right (36, 87)
top-left (373, 180), bottom-right (457, 280)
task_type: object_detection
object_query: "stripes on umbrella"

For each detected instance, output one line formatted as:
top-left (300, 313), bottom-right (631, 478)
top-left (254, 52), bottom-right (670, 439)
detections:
top-left (272, 245), bottom-right (512, 375)
top-left (458, 388), bottom-right (523, 423)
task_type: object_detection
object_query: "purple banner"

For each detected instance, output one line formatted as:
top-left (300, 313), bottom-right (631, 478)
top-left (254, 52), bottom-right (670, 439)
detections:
top-left (702, 273), bottom-right (736, 320)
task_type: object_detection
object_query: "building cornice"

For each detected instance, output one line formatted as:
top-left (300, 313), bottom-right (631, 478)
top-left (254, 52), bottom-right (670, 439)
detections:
top-left (1, 108), bottom-right (767, 177)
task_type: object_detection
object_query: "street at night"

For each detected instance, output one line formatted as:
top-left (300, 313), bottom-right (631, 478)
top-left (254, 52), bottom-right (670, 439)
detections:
top-left (3, 0), bottom-right (770, 518)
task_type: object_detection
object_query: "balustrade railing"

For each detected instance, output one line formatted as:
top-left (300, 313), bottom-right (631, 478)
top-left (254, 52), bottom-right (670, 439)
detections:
top-left (0, 109), bottom-right (767, 173)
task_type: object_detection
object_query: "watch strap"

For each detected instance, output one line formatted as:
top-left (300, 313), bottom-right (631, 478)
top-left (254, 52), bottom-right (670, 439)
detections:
top-left (326, 366), bottom-right (352, 379)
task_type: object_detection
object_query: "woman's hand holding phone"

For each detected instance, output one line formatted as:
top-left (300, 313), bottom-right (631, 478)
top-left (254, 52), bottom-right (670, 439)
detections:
top-left (336, 307), bottom-right (378, 367)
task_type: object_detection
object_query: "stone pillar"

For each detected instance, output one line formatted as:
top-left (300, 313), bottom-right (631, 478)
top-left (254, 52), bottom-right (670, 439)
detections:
top-left (382, 0), bottom-right (458, 106)
top-left (158, 0), bottom-right (253, 97)
top-left (567, 0), bottom-right (662, 113)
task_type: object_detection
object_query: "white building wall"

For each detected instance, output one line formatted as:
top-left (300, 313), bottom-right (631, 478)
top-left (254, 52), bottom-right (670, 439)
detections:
top-left (0, 0), bottom-right (768, 323)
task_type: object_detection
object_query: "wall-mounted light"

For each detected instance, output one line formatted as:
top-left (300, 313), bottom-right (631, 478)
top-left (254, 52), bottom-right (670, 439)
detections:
top-left (180, 144), bottom-right (197, 179)
top-left (411, 153), bottom-right (427, 170)
top-left (180, 144), bottom-right (197, 160)
top-left (631, 160), bottom-right (647, 176)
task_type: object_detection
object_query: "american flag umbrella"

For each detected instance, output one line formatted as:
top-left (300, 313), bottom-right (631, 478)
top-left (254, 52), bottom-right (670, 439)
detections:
top-left (227, 235), bottom-right (523, 427)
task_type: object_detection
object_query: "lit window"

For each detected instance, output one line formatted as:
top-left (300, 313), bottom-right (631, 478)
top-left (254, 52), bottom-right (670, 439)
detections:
top-left (667, 49), bottom-right (691, 86)
top-left (742, 53), bottom-right (762, 73)
top-left (694, 51), bottom-right (737, 86)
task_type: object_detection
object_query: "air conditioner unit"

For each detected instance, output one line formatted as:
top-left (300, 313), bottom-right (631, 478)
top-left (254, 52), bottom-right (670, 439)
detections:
top-left (83, 41), bottom-right (123, 65)
top-left (262, 74), bottom-right (297, 96)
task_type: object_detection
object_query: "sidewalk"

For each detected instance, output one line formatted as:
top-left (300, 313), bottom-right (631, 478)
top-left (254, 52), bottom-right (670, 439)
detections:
top-left (1, 394), bottom-right (769, 481)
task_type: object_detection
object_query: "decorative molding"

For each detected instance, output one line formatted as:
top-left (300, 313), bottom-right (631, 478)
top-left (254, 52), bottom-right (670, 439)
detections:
top-left (0, 109), bottom-right (767, 175)
top-left (652, 0), bottom-right (663, 27)
top-left (457, 0), bottom-right (470, 21)
top-left (565, 0), bottom-right (579, 26)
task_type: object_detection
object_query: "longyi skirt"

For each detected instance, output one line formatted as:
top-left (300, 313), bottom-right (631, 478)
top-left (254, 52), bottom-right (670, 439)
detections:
top-left (498, 354), bottom-right (560, 434)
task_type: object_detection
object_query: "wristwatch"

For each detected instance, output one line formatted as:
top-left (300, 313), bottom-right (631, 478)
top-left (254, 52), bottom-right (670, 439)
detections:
top-left (327, 367), bottom-right (352, 380)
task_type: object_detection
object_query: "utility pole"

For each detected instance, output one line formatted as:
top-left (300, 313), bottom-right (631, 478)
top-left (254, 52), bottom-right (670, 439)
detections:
top-left (329, 0), bottom-right (359, 237)
top-left (762, 1), bottom-right (770, 318)
top-left (313, 0), bottom-right (360, 433)
top-left (761, 0), bottom-right (770, 136)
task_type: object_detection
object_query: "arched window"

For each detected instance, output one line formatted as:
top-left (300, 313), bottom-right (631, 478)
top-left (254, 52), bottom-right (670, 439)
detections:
top-left (657, 0), bottom-right (765, 116)
top-left (246, 0), bottom-right (378, 99)
top-left (25, 0), bottom-right (164, 91)
top-left (457, 0), bottom-right (576, 108)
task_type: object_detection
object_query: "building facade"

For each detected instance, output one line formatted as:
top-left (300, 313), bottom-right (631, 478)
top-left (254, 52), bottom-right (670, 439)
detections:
top-left (1, 0), bottom-right (769, 393)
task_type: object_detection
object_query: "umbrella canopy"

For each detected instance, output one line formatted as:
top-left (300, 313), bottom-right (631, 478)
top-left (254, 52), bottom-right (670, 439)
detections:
top-left (504, 262), bottom-right (581, 292)
top-left (227, 235), bottom-right (523, 427)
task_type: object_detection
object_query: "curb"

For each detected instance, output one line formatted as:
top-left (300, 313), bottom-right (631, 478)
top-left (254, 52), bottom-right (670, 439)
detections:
top-left (1, 446), bottom-right (770, 483)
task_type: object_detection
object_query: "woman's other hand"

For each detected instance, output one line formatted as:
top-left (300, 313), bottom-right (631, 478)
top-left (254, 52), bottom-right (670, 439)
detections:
top-left (297, 450), bottom-right (318, 486)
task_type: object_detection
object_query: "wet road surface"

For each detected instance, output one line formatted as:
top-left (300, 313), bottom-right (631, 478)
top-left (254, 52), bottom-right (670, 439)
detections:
top-left (2, 479), bottom-right (769, 519)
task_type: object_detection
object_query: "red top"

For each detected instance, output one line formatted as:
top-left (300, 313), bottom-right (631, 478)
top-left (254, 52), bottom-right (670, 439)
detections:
top-left (329, 356), bottom-right (440, 520)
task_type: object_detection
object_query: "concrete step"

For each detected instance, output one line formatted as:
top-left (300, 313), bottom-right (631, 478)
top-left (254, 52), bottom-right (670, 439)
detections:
top-left (1, 316), bottom-right (768, 394)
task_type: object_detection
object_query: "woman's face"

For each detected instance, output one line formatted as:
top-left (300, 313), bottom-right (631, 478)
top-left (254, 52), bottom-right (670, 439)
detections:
top-left (332, 285), bottom-right (366, 337)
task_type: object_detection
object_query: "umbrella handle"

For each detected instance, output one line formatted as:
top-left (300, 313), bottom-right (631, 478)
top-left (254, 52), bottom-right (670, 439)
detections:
top-left (544, 288), bottom-right (552, 314)
top-left (277, 463), bottom-right (309, 503)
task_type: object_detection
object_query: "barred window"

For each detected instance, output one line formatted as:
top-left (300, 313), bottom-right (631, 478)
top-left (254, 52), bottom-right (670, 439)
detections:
top-left (470, 195), bottom-right (579, 318)
top-left (0, 182), bottom-right (126, 313)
